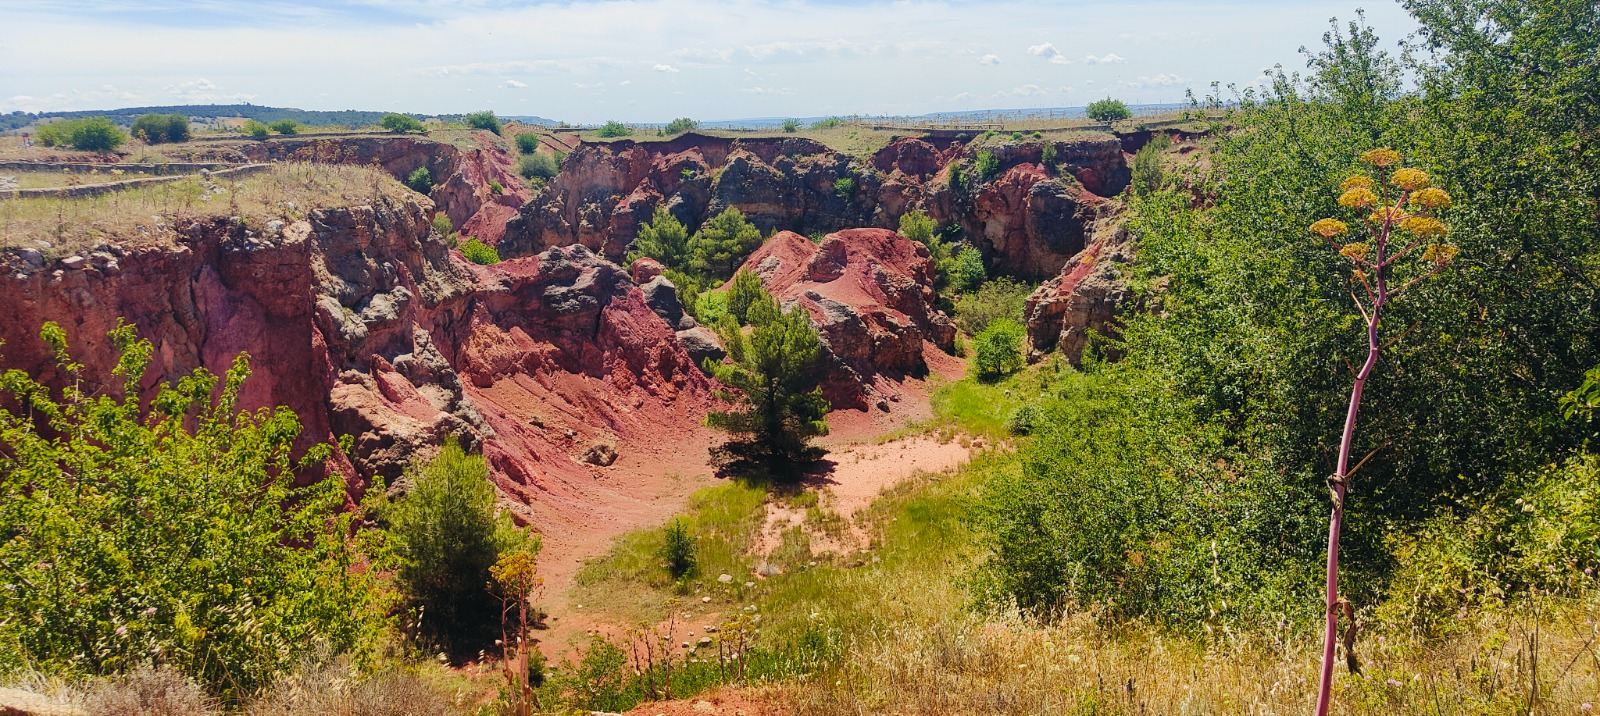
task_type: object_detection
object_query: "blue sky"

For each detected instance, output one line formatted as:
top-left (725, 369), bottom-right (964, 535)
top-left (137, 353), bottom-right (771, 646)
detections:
top-left (1, 1), bottom-right (1418, 123)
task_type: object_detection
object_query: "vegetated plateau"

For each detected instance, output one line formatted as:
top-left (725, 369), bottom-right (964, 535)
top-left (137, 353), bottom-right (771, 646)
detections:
top-left (0, 2), bottom-right (1597, 714)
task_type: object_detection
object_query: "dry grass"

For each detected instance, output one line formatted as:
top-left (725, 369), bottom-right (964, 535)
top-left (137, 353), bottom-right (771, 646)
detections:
top-left (81, 666), bottom-right (213, 716)
top-left (0, 162), bottom-right (409, 255)
top-left (779, 597), bottom-right (1599, 715)
top-left (244, 660), bottom-right (472, 716)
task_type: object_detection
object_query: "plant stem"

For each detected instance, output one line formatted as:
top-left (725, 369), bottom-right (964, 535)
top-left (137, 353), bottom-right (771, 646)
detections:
top-left (1315, 210), bottom-right (1393, 716)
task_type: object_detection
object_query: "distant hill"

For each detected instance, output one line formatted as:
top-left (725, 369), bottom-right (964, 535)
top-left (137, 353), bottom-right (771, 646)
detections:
top-left (0, 105), bottom-right (558, 132)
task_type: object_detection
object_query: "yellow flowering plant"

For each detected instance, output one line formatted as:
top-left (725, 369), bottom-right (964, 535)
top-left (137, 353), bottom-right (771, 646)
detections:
top-left (1308, 149), bottom-right (1459, 716)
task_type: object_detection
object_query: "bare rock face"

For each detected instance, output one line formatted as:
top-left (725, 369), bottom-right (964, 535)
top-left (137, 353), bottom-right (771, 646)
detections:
top-left (736, 229), bottom-right (955, 410)
top-left (501, 133), bottom-right (1128, 280)
top-left (926, 139), bottom-right (1127, 278)
top-left (0, 194), bottom-right (717, 506)
top-left (1024, 221), bottom-right (1137, 366)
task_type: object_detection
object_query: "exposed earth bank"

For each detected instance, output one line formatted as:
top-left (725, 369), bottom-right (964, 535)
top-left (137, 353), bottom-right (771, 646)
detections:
top-left (502, 132), bottom-right (1129, 279)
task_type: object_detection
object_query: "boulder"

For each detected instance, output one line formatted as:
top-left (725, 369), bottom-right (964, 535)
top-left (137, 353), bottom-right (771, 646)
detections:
top-left (579, 442), bottom-right (618, 466)
top-left (676, 326), bottom-right (726, 367)
top-left (631, 256), bottom-right (664, 283)
top-left (640, 275), bottom-right (693, 330)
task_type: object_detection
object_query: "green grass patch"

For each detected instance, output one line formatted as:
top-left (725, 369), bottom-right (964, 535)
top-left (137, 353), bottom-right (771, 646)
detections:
top-left (572, 482), bottom-right (768, 625)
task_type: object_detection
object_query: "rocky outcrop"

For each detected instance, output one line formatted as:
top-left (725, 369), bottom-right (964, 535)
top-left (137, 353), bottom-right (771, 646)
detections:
top-left (737, 229), bottom-right (955, 410)
top-left (502, 133), bottom-right (1128, 279)
top-left (1023, 220), bottom-right (1138, 366)
top-left (0, 193), bottom-right (716, 505)
top-left (926, 140), bottom-right (1127, 277)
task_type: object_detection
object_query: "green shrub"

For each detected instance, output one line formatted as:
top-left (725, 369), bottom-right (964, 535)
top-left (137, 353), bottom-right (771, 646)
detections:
top-left (974, 151), bottom-right (1000, 181)
top-left (664, 117), bottom-right (698, 135)
top-left (1041, 143), bottom-right (1058, 170)
top-left (833, 176), bottom-right (855, 200)
top-left (948, 246), bottom-right (986, 293)
top-left (1379, 451), bottom-right (1600, 633)
top-left (782, 119), bottom-right (800, 133)
top-left (1006, 403), bottom-right (1042, 436)
top-left (970, 318), bottom-right (1025, 381)
top-left (1011, 132), bottom-right (1024, 141)
top-left (459, 238), bottom-right (501, 265)
top-left (811, 117), bottom-right (845, 130)
top-left (515, 132), bottom-right (540, 153)
top-left (37, 117), bottom-right (127, 152)
top-left (431, 213), bottom-right (454, 239)
top-left (243, 119), bottom-right (270, 139)
top-left (268, 119), bottom-right (299, 136)
top-left (1130, 133), bottom-right (1171, 195)
top-left (385, 438), bottom-right (532, 658)
top-left (954, 277), bottom-right (1032, 335)
top-left (660, 518), bottom-right (698, 579)
top-left (630, 207), bottom-right (692, 270)
top-left (948, 163), bottom-right (968, 192)
top-left (897, 209), bottom-right (937, 248)
top-left (518, 152), bottom-right (559, 180)
top-left (464, 111), bottom-right (501, 135)
top-left (596, 121), bottom-right (631, 138)
top-left (1085, 97), bottom-right (1132, 122)
top-left (379, 113), bottom-right (425, 133)
top-left (689, 207), bottom-right (763, 280)
top-left (0, 321), bottom-right (383, 698)
top-left (488, 178), bottom-right (504, 195)
top-left (404, 166), bottom-right (432, 194)
top-left (131, 113), bottom-right (190, 144)
top-left (726, 269), bottom-right (768, 325)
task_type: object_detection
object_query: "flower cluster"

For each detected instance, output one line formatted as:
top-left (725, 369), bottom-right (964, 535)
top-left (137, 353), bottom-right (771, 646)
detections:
top-left (1359, 148), bottom-right (1401, 167)
top-left (1410, 187), bottom-right (1452, 209)
top-left (1310, 218), bottom-right (1350, 238)
top-left (1390, 167), bottom-right (1430, 191)
top-left (1308, 148), bottom-right (1461, 288)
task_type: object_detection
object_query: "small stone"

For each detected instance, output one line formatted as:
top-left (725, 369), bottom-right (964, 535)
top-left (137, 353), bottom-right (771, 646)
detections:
top-left (59, 256), bottom-right (86, 270)
top-left (744, 581), bottom-right (755, 588)
top-left (266, 219), bottom-right (285, 236)
top-left (701, 596), bottom-right (712, 603)
top-left (717, 573), bottom-right (733, 584)
top-left (698, 636), bottom-right (713, 646)
top-left (580, 442), bottom-right (618, 466)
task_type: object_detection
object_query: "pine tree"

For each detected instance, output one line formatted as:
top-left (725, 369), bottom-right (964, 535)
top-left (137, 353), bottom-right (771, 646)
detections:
top-left (689, 208), bottom-right (763, 280)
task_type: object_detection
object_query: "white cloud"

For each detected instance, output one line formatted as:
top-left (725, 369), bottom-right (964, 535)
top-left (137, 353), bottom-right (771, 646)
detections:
top-left (652, 63), bottom-right (680, 73)
top-left (741, 86), bottom-right (798, 96)
top-left (1083, 53), bottom-right (1127, 64)
top-left (1124, 73), bottom-right (1189, 88)
top-left (979, 54), bottom-right (1000, 65)
top-left (503, 79), bottom-right (527, 88)
top-left (619, 79), bottom-right (632, 86)
top-left (1026, 43), bottom-right (1073, 65)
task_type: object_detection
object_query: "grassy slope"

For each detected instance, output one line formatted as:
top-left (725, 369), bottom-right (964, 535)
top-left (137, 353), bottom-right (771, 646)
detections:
top-left (557, 363), bottom-right (1599, 714)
